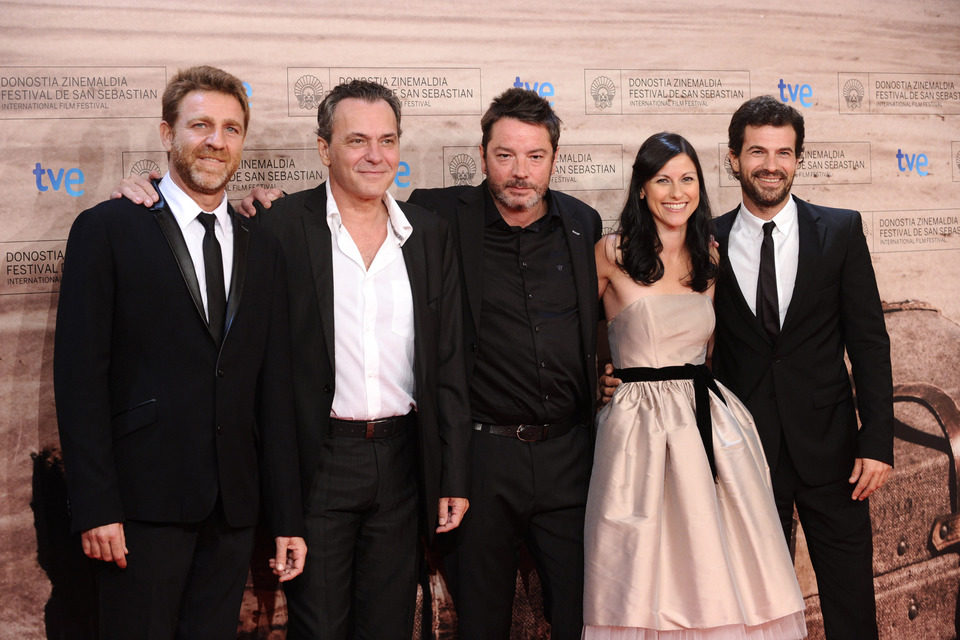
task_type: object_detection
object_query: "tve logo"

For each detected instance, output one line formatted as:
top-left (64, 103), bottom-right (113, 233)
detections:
top-left (896, 149), bottom-right (929, 176)
top-left (394, 161), bottom-right (411, 188)
top-left (777, 79), bottom-right (813, 107)
top-left (33, 162), bottom-right (85, 197)
top-left (513, 77), bottom-right (555, 106)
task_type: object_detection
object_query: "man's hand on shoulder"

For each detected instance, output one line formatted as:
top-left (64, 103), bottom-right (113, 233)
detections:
top-left (81, 522), bottom-right (128, 568)
top-left (436, 497), bottom-right (469, 533)
top-left (238, 187), bottom-right (283, 218)
top-left (849, 457), bottom-right (892, 500)
top-left (111, 170), bottom-right (161, 207)
top-left (270, 536), bottom-right (307, 582)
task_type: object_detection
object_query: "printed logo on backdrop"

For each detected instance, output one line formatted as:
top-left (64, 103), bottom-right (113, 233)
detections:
top-left (585, 69), bottom-right (749, 115)
top-left (122, 152), bottom-right (167, 181)
top-left (868, 209), bottom-right (960, 253)
top-left (590, 76), bottom-right (617, 110)
top-left (551, 145), bottom-right (624, 191)
top-left (228, 149), bottom-right (326, 198)
top-left (448, 154), bottom-right (477, 186)
top-left (1, 240), bottom-right (65, 295)
top-left (294, 75), bottom-right (325, 111)
top-left (0, 66), bottom-right (165, 119)
top-left (842, 79), bottom-right (865, 110)
top-left (443, 147), bottom-right (483, 187)
top-left (123, 149), bottom-right (326, 199)
top-left (717, 141), bottom-right (871, 187)
top-left (838, 72), bottom-right (960, 115)
top-left (289, 68), bottom-right (482, 117)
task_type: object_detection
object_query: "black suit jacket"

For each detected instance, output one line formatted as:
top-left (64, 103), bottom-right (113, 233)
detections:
top-left (408, 183), bottom-right (603, 415)
top-left (255, 184), bottom-right (471, 541)
top-left (712, 196), bottom-right (894, 485)
top-left (54, 196), bottom-right (304, 537)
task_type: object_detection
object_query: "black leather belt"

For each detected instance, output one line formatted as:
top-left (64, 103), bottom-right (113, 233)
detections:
top-left (329, 412), bottom-right (414, 439)
top-left (473, 418), bottom-right (579, 442)
top-left (614, 364), bottom-right (725, 480)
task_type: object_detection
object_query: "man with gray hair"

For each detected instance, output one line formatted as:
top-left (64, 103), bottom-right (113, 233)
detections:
top-left (114, 79), bottom-right (471, 639)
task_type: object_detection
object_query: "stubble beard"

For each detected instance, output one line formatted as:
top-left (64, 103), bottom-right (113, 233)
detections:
top-left (170, 140), bottom-right (239, 196)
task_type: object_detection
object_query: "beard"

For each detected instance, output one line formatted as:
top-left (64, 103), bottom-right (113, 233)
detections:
top-left (738, 168), bottom-right (794, 210)
top-left (169, 140), bottom-right (239, 196)
top-left (488, 178), bottom-right (548, 212)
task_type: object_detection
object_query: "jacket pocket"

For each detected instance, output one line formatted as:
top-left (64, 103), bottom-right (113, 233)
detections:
top-left (111, 399), bottom-right (158, 438)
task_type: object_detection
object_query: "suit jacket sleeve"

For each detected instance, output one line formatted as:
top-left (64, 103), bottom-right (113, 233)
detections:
top-left (838, 211), bottom-right (894, 465)
top-left (435, 218), bottom-right (471, 498)
top-left (255, 240), bottom-right (306, 537)
top-left (54, 207), bottom-right (123, 533)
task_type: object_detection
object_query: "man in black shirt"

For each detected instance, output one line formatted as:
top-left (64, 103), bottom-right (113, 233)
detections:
top-left (408, 88), bottom-right (602, 640)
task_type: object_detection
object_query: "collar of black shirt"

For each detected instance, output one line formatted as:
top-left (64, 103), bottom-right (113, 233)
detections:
top-left (483, 183), bottom-right (558, 231)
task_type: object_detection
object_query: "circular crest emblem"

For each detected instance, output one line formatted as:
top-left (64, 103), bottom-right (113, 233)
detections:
top-left (295, 75), bottom-right (324, 110)
top-left (590, 76), bottom-right (616, 110)
top-left (130, 159), bottom-right (161, 178)
top-left (448, 153), bottom-right (477, 186)
top-left (842, 79), bottom-right (865, 110)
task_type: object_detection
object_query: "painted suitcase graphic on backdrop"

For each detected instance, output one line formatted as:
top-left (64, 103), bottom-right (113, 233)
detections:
top-left (799, 301), bottom-right (960, 639)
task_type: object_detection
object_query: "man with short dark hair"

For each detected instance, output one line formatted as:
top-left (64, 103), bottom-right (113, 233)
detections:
top-left (54, 65), bottom-right (306, 640)
top-left (408, 87), bottom-right (602, 640)
top-left (713, 95), bottom-right (893, 639)
top-left (113, 78), bottom-right (471, 639)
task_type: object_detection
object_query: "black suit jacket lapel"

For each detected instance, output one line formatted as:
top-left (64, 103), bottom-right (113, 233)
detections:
top-left (400, 208), bottom-right (427, 381)
top-left (781, 197), bottom-right (825, 336)
top-left (224, 207), bottom-right (248, 341)
top-left (556, 197), bottom-right (595, 377)
top-left (457, 185), bottom-right (486, 337)
top-left (150, 197), bottom-right (214, 342)
top-left (715, 208), bottom-right (772, 344)
top-left (300, 185), bottom-right (337, 373)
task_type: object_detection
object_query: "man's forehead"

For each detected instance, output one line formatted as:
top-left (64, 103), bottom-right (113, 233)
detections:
top-left (178, 90), bottom-right (244, 120)
top-left (743, 124), bottom-right (795, 148)
top-left (331, 98), bottom-right (397, 132)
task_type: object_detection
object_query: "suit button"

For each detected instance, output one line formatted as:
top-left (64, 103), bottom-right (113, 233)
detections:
top-left (471, 343), bottom-right (478, 353)
top-left (217, 368), bottom-right (225, 377)
top-left (216, 424), bottom-right (223, 435)
top-left (322, 384), bottom-right (332, 393)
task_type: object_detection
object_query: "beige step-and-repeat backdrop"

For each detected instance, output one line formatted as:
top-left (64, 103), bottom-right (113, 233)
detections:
top-left (2, 1), bottom-right (959, 637)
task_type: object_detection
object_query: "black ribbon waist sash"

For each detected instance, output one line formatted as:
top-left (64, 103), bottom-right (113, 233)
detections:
top-left (613, 364), bottom-right (726, 481)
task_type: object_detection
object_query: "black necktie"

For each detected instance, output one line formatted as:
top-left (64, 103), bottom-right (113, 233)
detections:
top-left (756, 221), bottom-right (779, 338)
top-left (197, 213), bottom-right (226, 344)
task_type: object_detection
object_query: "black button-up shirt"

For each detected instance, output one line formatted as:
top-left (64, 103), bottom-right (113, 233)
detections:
top-left (470, 188), bottom-right (588, 425)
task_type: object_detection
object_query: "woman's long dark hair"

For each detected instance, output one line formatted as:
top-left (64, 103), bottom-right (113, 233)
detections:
top-left (616, 132), bottom-right (717, 292)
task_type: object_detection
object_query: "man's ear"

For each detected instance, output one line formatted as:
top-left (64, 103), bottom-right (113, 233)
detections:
top-left (317, 137), bottom-right (330, 166)
top-left (160, 121), bottom-right (174, 152)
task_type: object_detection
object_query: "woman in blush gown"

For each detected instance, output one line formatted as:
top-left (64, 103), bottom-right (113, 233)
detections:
top-left (582, 133), bottom-right (806, 640)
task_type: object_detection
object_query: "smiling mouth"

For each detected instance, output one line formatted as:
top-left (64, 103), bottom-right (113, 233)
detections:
top-left (754, 172), bottom-right (785, 186)
top-left (662, 203), bottom-right (688, 211)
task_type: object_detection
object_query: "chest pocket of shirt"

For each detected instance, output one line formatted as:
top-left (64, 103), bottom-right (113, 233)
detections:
top-left (391, 279), bottom-right (415, 337)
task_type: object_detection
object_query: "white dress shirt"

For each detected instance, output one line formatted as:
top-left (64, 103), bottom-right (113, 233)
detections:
top-left (158, 173), bottom-right (233, 320)
top-left (326, 181), bottom-right (416, 420)
top-left (727, 196), bottom-right (799, 329)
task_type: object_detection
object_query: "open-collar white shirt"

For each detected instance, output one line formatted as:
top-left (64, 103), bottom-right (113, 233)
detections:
top-left (159, 173), bottom-right (233, 320)
top-left (326, 181), bottom-right (416, 420)
top-left (727, 195), bottom-right (799, 330)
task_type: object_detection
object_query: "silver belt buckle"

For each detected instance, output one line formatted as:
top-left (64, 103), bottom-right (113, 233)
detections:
top-left (516, 424), bottom-right (539, 442)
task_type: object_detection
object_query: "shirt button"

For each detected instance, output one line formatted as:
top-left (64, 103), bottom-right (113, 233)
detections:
top-left (534, 326), bottom-right (540, 332)
top-left (540, 361), bottom-right (546, 368)
top-left (527, 293), bottom-right (533, 299)
top-left (543, 394), bottom-right (550, 401)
